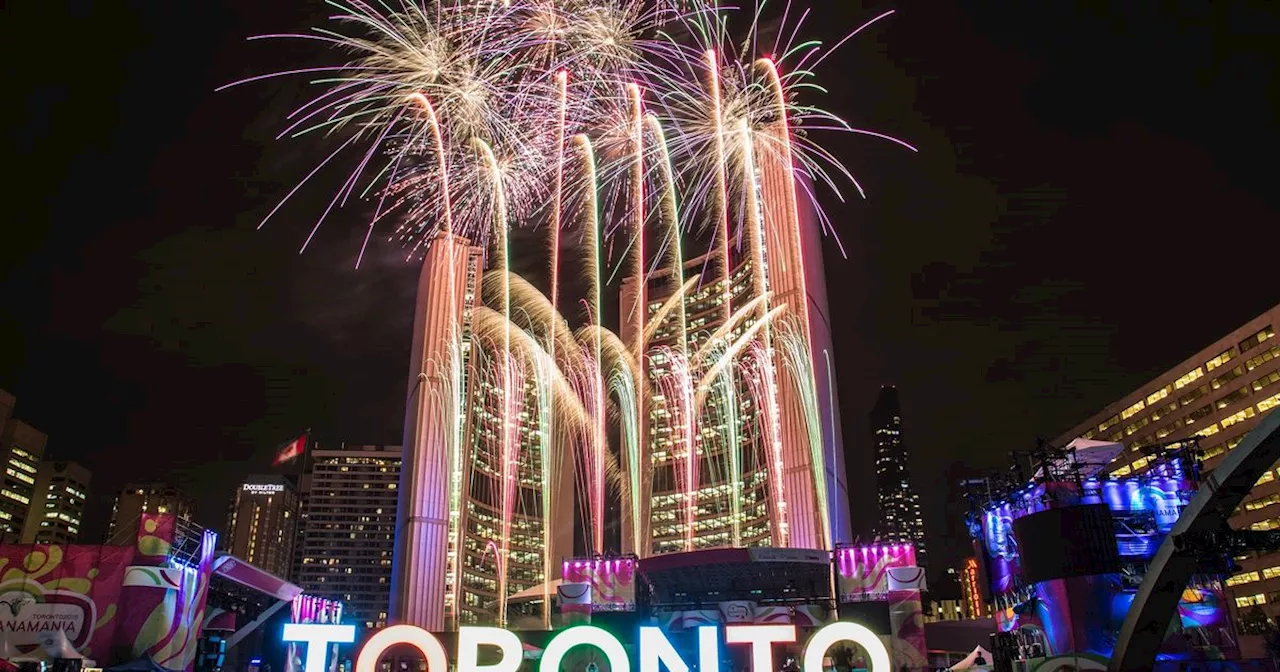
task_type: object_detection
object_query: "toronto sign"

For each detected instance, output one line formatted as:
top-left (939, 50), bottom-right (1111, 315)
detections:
top-left (282, 622), bottom-right (892, 672)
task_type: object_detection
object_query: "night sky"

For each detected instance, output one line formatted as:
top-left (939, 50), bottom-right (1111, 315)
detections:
top-left (3, 1), bottom-right (1278, 579)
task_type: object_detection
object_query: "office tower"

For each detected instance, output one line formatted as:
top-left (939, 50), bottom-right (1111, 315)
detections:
top-left (758, 160), bottom-right (851, 553)
top-left (0, 394), bottom-right (79, 545)
top-left (224, 475), bottom-right (300, 578)
top-left (1054, 302), bottom-right (1280, 621)
top-left (292, 470), bottom-right (311, 583)
top-left (20, 461), bottom-right (90, 544)
top-left (297, 444), bottom-right (400, 630)
top-left (0, 418), bottom-right (48, 542)
top-left (870, 386), bottom-right (927, 566)
top-left (0, 388), bottom-right (17, 536)
top-left (620, 252), bottom-right (775, 554)
top-left (390, 55), bottom-right (852, 630)
top-left (391, 235), bottom-right (575, 630)
top-left (615, 185), bottom-right (851, 557)
top-left (924, 599), bottom-right (966, 623)
top-left (108, 483), bottom-right (194, 542)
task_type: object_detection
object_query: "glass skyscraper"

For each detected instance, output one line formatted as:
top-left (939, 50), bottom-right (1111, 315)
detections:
top-left (870, 385), bottom-right (927, 567)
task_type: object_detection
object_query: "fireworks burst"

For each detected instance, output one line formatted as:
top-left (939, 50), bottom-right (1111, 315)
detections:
top-left (231, 0), bottom-right (914, 624)
top-left (222, 0), bottom-right (914, 266)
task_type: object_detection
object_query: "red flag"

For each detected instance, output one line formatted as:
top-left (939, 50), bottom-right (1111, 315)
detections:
top-left (273, 432), bottom-right (307, 466)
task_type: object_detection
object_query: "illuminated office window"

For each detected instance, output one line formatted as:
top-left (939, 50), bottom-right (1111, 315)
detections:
top-left (1212, 366), bottom-right (1246, 390)
top-left (1196, 424), bottom-right (1220, 437)
top-left (1221, 407), bottom-right (1257, 429)
top-left (1246, 345), bottom-right (1280, 371)
top-left (1185, 405), bottom-right (1213, 424)
top-left (1227, 571), bottom-right (1261, 587)
top-left (1124, 417), bottom-right (1151, 436)
top-left (1151, 402), bottom-right (1180, 424)
top-left (1217, 387), bottom-right (1253, 410)
top-left (1206, 350), bottom-right (1234, 372)
top-left (1179, 385), bottom-right (1210, 407)
top-left (1253, 371), bottom-right (1280, 394)
top-left (1176, 368), bottom-right (1205, 389)
top-left (1240, 326), bottom-right (1276, 354)
top-left (1147, 386), bottom-right (1173, 405)
top-left (1236, 593), bottom-right (1268, 608)
top-left (1246, 494), bottom-right (1280, 512)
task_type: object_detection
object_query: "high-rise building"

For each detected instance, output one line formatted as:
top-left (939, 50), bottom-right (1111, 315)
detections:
top-left (758, 161), bottom-right (851, 553)
top-left (108, 483), bottom-right (194, 542)
top-left (297, 444), bottom-right (400, 631)
top-left (0, 418), bottom-right (47, 542)
top-left (923, 599), bottom-right (967, 623)
top-left (292, 470), bottom-right (312, 584)
top-left (1054, 302), bottom-right (1280, 622)
top-left (0, 393), bottom-right (88, 546)
top-left (620, 252), bottom-right (776, 555)
top-left (613, 168), bottom-right (852, 559)
top-left (0, 389), bottom-right (15, 541)
top-left (392, 236), bottom-right (575, 630)
top-left (390, 64), bottom-right (852, 630)
top-left (224, 475), bottom-right (300, 578)
top-left (21, 461), bottom-right (90, 545)
top-left (870, 386), bottom-right (927, 566)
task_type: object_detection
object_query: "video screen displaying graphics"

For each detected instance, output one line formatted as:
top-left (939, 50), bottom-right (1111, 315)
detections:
top-left (978, 502), bottom-right (1020, 595)
top-left (1093, 476), bottom-right (1187, 557)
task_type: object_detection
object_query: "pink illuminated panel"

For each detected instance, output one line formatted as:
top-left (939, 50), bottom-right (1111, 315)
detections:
top-left (292, 594), bottom-right (344, 624)
top-left (561, 557), bottom-right (637, 611)
top-left (834, 543), bottom-right (918, 602)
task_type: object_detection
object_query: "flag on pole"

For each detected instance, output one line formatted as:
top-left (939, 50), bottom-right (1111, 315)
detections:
top-left (272, 432), bottom-right (308, 466)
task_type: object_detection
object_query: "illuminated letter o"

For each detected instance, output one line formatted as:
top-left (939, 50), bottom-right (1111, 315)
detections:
top-left (802, 623), bottom-right (890, 672)
top-left (355, 625), bottom-right (449, 672)
top-left (458, 627), bottom-right (523, 672)
top-left (540, 626), bottom-right (630, 672)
